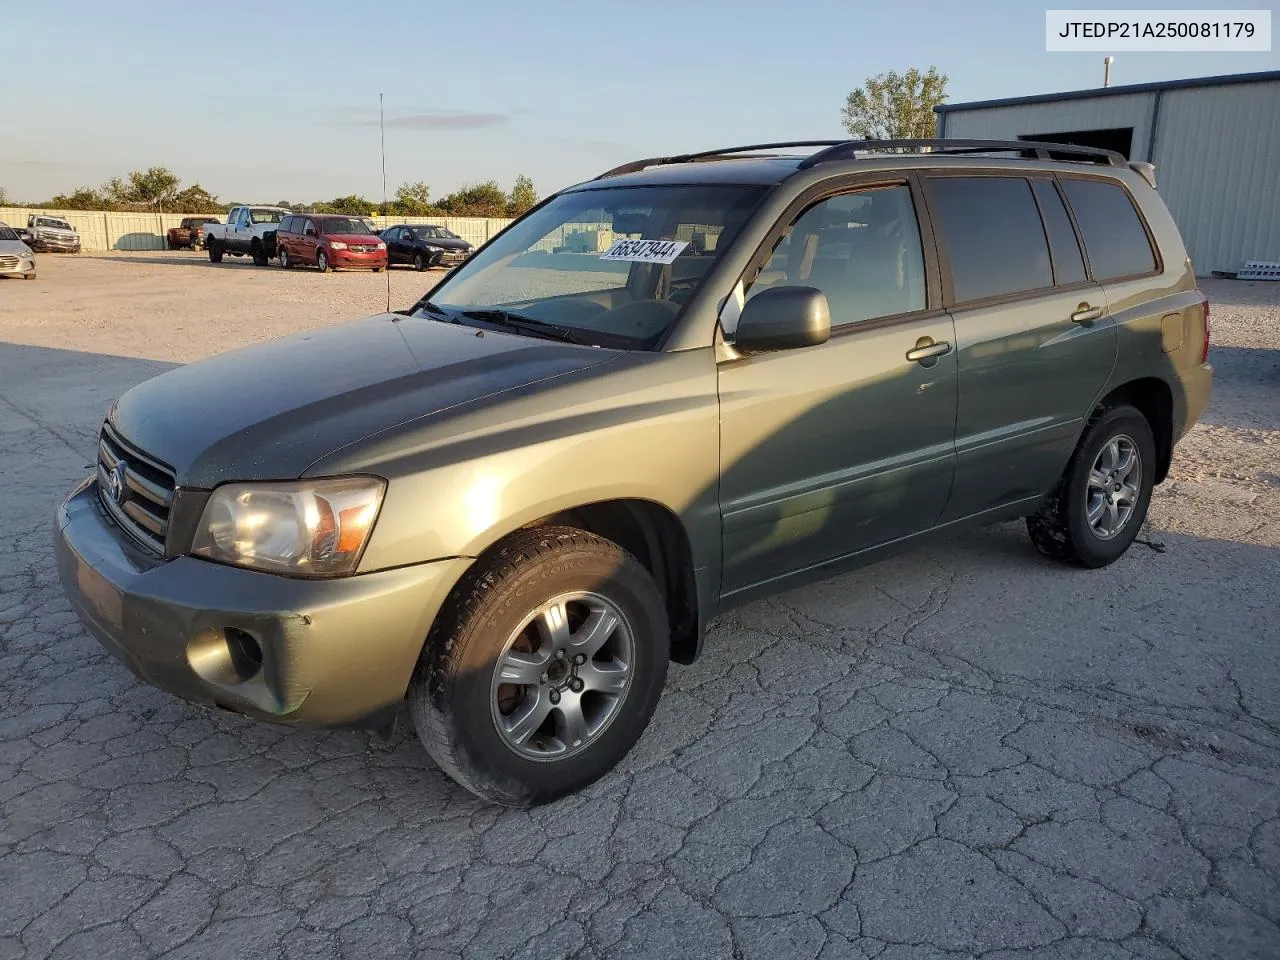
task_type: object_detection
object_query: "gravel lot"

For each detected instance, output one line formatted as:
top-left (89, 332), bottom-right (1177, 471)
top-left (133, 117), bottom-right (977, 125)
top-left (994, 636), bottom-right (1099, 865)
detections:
top-left (1, 254), bottom-right (1278, 960)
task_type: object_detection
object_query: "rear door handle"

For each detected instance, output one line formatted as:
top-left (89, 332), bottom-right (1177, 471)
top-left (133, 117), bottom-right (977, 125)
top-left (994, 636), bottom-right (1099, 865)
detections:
top-left (1072, 303), bottom-right (1105, 324)
top-left (906, 340), bottom-right (953, 363)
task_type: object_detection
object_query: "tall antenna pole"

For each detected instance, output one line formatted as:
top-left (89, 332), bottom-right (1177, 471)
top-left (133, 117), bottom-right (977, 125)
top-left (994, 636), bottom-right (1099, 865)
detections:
top-left (380, 92), bottom-right (390, 312)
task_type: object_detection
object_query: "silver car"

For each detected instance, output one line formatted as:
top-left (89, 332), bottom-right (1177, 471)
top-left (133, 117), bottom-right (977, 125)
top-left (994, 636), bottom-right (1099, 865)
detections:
top-left (0, 222), bottom-right (37, 279)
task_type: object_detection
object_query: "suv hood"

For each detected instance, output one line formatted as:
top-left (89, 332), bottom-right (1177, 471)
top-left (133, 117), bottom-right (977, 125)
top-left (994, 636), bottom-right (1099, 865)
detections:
top-left (108, 315), bottom-right (619, 487)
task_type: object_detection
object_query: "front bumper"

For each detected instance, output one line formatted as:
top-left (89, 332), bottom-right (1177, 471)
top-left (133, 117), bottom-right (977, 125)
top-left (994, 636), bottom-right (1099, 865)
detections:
top-left (55, 476), bottom-right (471, 727)
top-left (32, 236), bottom-right (80, 253)
top-left (330, 248), bottom-right (387, 270)
top-left (0, 256), bottom-right (36, 277)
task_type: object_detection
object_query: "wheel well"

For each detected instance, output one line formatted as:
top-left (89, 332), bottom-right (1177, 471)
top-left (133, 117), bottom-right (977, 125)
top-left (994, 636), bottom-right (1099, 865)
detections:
top-left (520, 500), bottom-right (701, 664)
top-left (1097, 378), bottom-right (1174, 483)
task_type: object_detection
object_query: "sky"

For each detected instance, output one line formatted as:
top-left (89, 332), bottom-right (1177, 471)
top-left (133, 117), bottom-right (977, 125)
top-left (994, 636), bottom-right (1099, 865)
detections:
top-left (3, 0), bottom-right (1276, 205)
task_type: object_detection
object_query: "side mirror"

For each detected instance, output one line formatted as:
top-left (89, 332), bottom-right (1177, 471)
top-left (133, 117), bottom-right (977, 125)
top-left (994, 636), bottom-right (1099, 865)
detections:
top-left (732, 286), bottom-right (831, 352)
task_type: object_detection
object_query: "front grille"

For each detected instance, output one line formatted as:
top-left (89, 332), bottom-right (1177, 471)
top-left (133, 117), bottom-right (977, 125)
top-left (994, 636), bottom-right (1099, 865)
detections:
top-left (349, 244), bottom-right (377, 253)
top-left (0, 256), bottom-right (18, 270)
top-left (97, 423), bottom-right (175, 554)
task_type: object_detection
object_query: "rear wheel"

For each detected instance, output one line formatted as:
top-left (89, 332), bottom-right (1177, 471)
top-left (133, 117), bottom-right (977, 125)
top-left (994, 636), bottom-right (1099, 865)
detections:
top-left (1027, 404), bottom-right (1156, 568)
top-left (208, 241), bottom-right (223, 263)
top-left (279, 246), bottom-right (291, 269)
top-left (317, 250), bottom-right (330, 273)
top-left (408, 526), bottom-right (670, 807)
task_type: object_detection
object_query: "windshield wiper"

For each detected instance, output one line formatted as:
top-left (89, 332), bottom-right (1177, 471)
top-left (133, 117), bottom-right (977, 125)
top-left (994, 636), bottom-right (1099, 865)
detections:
top-left (414, 300), bottom-right (460, 322)
top-left (458, 309), bottom-right (587, 345)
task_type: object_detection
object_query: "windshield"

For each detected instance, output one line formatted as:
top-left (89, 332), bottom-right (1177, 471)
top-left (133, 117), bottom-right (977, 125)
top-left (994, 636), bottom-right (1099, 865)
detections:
top-left (36, 218), bottom-right (72, 230)
top-left (320, 218), bottom-right (373, 236)
top-left (0, 225), bottom-right (17, 241)
top-left (249, 209), bottom-right (285, 224)
top-left (412, 226), bottom-right (457, 240)
top-left (423, 184), bottom-right (767, 348)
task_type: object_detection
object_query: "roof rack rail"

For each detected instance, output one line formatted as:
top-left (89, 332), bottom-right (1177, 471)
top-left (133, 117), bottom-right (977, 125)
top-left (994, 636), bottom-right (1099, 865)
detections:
top-left (797, 138), bottom-right (1127, 168)
top-left (593, 138), bottom-right (1127, 180)
top-left (593, 141), bottom-right (847, 179)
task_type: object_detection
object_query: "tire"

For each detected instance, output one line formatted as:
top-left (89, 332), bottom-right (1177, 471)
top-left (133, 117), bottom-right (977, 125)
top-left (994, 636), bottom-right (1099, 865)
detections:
top-left (317, 250), bottom-right (330, 273)
top-left (23, 272), bottom-right (35, 280)
top-left (1026, 404), bottom-right (1156, 568)
top-left (251, 241), bottom-right (268, 267)
top-left (372, 266), bottom-right (383, 273)
top-left (408, 526), bottom-right (670, 807)
top-left (413, 252), bottom-right (425, 272)
top-left (208, 241), bottom-right (223, 263)
top-left (279, 246), bottom-right (291, 269)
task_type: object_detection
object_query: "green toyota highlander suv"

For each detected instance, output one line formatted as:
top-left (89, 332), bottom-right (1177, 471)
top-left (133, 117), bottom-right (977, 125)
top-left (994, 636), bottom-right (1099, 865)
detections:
top-left (56, 139), bottom-right (1213, 805)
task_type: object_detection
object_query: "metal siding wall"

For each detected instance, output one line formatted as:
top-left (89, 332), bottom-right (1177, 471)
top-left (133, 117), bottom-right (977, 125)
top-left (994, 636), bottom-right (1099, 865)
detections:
top-left (942, 92), bottom-right (1157, 157)
top-left (1151, 81), bottom-right (1280, 273)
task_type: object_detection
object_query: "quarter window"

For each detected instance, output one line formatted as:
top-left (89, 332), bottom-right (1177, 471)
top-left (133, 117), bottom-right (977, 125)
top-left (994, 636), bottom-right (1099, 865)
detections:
top-left (747, 184), bottom-right (926, 327)
top-left (1059, 178), bottom-right (1157, 281)
top-left (929, 177), bottom-right (1053, 303)
top-left (1030, 179), bottom-right (1087, 286)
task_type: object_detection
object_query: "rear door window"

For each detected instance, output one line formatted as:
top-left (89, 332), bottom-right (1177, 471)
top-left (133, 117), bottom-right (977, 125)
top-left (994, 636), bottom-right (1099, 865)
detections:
top-left (1059, 178), bottom-right (1157, 281)
top-left (1030, 179), bottom-right (1087, 286)
top-left (928, 176), bottom-right (1053, 303)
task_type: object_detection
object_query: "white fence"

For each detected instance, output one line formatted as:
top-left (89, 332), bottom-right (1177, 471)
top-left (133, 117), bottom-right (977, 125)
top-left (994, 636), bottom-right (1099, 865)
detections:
top-left (0, 207), bottom-right (515, 253)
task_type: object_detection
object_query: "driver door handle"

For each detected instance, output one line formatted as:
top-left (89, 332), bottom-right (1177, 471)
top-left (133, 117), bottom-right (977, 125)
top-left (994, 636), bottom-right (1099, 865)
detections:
top-left (906, 339), bottom-right (953, 363)
top-left (1072, 303), bottom-right (1105, 324)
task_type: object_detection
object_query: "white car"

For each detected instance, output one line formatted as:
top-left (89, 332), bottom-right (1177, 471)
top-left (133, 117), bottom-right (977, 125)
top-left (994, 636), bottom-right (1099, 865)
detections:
top-left (0, 222), bottom-right (37, 279)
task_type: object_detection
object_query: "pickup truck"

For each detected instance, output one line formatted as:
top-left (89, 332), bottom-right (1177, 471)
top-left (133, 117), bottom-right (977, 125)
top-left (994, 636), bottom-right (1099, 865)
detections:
top-left (204, 206), bottom-right (288, 265)
top-left (167, 216), bottom-right (220, 250)
top-left (27, 215), bottom-right (81, 253)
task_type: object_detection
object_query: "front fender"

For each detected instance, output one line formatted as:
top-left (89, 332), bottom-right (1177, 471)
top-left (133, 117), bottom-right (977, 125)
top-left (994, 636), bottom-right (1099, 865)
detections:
top-left (322, 349), bottom-right (723, 582)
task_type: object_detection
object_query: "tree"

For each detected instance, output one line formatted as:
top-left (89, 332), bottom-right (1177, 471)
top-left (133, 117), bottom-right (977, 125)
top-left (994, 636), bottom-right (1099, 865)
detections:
top-left (172, 184), bottom-right (222, 212)
top-left (393, 181), bottom-right (434, 215)
top-left (437, 181), bottom-right (508, 217)
top-left (50, 187), bottom-right (108, 210)
top-left (841, 66), bottom-right (949, 140)
top-left (506, 174), bottom-right (537, 216)
top-left (0, 186), bottom-right (8, 206)
top-left (317, 195), bottom-right (378, 215)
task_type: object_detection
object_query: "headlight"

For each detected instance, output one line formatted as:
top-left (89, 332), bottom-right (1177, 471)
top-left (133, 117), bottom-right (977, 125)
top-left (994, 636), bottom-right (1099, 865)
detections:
top-left (329, 240), bottom-right (348, 250)
top-left (190, 477), bottom-right (385, 577)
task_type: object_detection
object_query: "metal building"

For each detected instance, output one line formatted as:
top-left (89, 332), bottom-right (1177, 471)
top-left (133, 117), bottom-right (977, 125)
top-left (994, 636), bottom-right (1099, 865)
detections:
top-left (935, 70), bottom-right (1280, 276)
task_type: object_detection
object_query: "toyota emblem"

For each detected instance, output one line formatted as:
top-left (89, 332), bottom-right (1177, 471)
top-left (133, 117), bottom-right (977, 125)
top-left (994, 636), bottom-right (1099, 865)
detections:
top-left (106, 461), bottom-right (127, 504)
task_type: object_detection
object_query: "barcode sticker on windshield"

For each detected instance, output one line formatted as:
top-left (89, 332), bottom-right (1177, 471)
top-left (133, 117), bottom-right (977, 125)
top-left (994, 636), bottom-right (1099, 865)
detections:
top-left (599, 239), bottom-right (688, 264)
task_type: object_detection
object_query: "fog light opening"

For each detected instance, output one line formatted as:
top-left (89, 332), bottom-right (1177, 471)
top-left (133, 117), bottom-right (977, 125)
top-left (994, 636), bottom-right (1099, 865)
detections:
top-left (225, 628), bottom-right (263, 682)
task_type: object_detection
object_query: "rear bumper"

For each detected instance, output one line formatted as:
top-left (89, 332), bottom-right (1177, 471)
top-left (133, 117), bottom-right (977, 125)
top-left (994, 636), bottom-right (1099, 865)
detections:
top-left (1176, 361), bottom-right (1213, 443)
top-left (55, 475), bottom-right (471, 727)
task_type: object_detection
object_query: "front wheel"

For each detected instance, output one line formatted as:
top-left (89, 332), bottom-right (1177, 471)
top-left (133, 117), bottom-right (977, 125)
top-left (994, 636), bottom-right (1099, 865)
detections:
top-left (207, 241), bottom-right (223, 263)
top-left (316, 250), bottom-right (330, 273)
top-left (408, 526), bottom-right (670, 807)
top-left (251, 241), bottom-right (268, 266)
top-left (1027, 404), bottom-right (1156, 568)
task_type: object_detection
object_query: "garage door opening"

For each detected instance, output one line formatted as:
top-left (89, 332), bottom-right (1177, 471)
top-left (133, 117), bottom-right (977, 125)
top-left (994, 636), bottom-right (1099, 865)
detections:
top-left (1020, 128), bottom-right (1134, 160)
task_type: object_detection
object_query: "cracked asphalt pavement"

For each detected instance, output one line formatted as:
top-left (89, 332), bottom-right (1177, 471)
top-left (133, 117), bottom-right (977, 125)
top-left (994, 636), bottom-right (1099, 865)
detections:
top-left (1, 257), bottom-right (1278, 959)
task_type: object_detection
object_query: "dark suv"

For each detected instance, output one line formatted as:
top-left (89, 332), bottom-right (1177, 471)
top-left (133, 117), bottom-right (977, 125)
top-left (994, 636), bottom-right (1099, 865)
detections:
top-left (55, 139), bottom-right (1211, 806)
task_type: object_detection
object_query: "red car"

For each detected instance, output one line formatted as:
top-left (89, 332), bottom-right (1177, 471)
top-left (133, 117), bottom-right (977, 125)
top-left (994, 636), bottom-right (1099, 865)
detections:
top-left (276, 214), bottom-right (387, 272)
